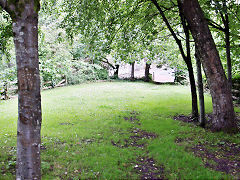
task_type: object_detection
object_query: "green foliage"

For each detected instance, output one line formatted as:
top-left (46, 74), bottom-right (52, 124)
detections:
top-left (201, 0), bottom-right (240, 77)
top-left (38, 6), bottom-right (109, 88)
top-left (0, 11), bottom-right (13, 62)
top-left (66, 61), bottom-right (108, 85)
top-left (0, 66), bottom-right (16, 82)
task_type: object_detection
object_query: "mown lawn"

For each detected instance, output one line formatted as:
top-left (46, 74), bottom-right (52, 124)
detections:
top-left (0, 81), bottom-right (239, 179)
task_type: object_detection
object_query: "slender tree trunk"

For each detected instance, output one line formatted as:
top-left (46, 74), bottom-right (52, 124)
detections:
top-left (225, 24), bottom-right (232, 89)
top-left (114, 64), bottom-right (119, 79)
top-left (151, 0), bottom-right (198, 118)
top-left (186, 59), bottom-right (198, 119)
top-left (131, 61), bottom-right (135, 81)
top-left (221, 2), bottom-right (232, 90)
top-left (195, 48), bottom-right (205, 128)
top-left (144, 63), bottom-right (151, 82)
top-left (0, 0), bottom-right (42, 178)
top-left (179, 2), bottom-right (198, 119)
top-left (178, 0), bottom-right (237, 133)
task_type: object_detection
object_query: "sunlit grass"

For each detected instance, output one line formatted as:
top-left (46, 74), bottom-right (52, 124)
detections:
top-left (0, 81), bottom-right (239, 179)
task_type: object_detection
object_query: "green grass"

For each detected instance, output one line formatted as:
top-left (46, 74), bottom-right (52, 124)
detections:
top-left (0, 82), bottom-right (239, 179)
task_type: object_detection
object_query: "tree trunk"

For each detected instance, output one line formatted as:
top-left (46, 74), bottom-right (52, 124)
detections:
top-left (178, 0), bottom-right (237, 133)
top-left (14, 14), bottom-right (42, 180)
top-left (186, 59), bottom-right (199, 120)
top-left (144, 63), bottom-right (151, 82)
top-left (195, 48), bottom-right (205, 128)
top-left (152, 0), bottom-right (198, 119)
top-left (0, 0), bottom-right (42, 179)
top-left (114, 64), bottom-right (119, 79)
top-left (225, 21), bottom-right (232, 89)
top-left (131, 62), bottom-right (135, 81)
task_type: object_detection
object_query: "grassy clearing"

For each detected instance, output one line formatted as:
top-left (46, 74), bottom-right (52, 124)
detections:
top-left (0, 82), bottom-right (239, 179)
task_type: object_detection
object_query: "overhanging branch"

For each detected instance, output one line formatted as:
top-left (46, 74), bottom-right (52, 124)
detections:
top-left (206, 18), bottom-right (225, 32)
top-left (151, 0), bottom-right (187, 60)
top-left (100, 58), bottom-right (116, 69)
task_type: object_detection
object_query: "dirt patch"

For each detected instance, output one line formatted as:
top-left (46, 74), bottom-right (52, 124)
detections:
top-left (190, 142), bottom-right (240, 177)
top-left (175, 136), bottom-right (240, 178)
top-left (133, 156), bottom-right (165, 180)
top-left (174, 114), bottom-right (240, 177)
top-left (111, 128), bottom-right (157, 149)
top-left (124, 111), bottom-right (141, 125)
top-left (173, 115), bottom-right (197, 123)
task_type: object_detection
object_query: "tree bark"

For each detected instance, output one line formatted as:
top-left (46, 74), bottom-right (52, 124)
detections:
top-left (178, 0), bottom-right (237, 133)
top-left (186, 59), bottom-right (199, 119)
top-left (131, 61), bottom-right (135, 81)
top-left (195, 47), bottom-right (205, 128)
top-left (144, 63), bottom-right (151, 82)
top-left (0, 0), bottom-right (42, 179)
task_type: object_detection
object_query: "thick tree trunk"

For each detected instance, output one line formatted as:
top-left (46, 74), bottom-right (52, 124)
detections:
top-left (144, 63), bottom-right (151, 82)
top-left (0, 0), bottom-right (42, 179)
top-left (131, 62), bottom-right (135, 81)
top-left (195, 48), bottom-right (205, 128)
top-left (178, 0), bottom-right (237, 133)
top-left (14, 15), bottom-right (42, 180)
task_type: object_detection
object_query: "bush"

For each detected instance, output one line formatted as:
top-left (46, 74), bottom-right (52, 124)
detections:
top-left (66, 61), bottom-right (108, 85)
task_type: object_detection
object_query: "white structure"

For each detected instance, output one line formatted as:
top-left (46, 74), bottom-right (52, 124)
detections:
top-left (109, 61), bottom-right (175, 83)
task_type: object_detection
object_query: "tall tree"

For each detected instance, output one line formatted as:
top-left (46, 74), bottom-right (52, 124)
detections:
top-left (178, 0), bottom-right (237, 133)
top-left (151, 0), bottom-right (199, 119)
top-left (195, 46), bottom-right (206, 128)
top-left (0, 0), bottom-right (42, 179)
